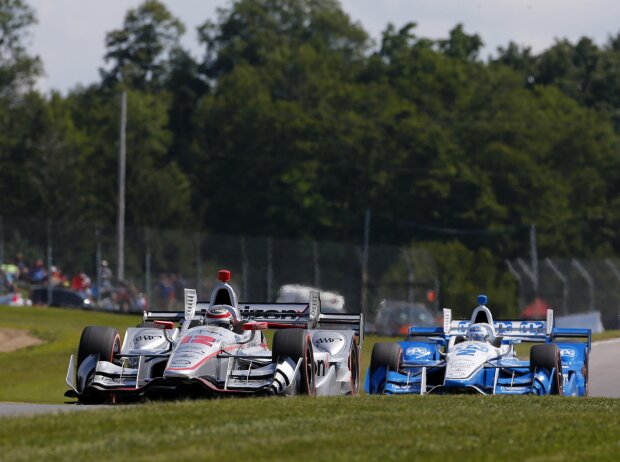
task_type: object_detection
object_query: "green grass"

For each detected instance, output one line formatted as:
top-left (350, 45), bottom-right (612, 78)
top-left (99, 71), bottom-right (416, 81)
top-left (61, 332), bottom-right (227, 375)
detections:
top-left (0, 396), bottom-right (619, 461)
top-left (0, 305), bottom-right (140, 403)
top-left (0, 304), bottom-right (617, 404)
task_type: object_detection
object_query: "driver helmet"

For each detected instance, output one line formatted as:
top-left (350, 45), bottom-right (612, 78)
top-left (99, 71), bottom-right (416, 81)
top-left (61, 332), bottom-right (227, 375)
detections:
top-left (206, 305), bottom-right (236, 330)
top-left (467, 323), bottom-right (493, 343)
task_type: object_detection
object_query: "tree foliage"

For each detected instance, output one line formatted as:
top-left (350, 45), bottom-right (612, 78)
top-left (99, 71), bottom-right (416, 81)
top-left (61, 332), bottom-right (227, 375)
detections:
top-left (2, 0), bottom-right (620, 313)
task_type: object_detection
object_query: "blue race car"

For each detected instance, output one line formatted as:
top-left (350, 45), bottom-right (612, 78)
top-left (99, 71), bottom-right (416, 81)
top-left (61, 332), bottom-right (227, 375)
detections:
top-left (365, 295), bottom-right (590, 396)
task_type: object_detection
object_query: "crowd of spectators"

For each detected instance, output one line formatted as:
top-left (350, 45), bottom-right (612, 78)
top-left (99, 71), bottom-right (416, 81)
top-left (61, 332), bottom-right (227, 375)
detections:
top-left (0, 253), bottom-right (149, 313)
top-left (2, 252), bottom-right (201, 314)
top-left (156, 272), bottom-right (188, 310)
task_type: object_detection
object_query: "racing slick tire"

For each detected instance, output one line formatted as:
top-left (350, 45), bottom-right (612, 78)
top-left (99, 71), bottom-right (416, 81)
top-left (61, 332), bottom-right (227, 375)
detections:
top-left (530, 343), bottom-right (563, 395)
top-left (369, 343), bottom-right (402, 394)
top-left (272, 329), bottom-right (316, 395)
top-left (77, 326), bottom-right (121, 367)
top-left (370, 343), bottom-right (403, 377)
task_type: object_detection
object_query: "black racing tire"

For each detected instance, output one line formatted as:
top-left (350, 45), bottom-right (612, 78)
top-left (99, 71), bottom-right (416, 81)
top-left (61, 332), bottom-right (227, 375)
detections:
top-left (77, 326), bottom-right (121, 367)
top-left (348, 338), bottom-right (360, 395)
top-left (530, 343), bottom-right (563, 395)
top-left (370, 342), bottom-right (403, 378)
top-left (272, 329), bottom-right (316, 396)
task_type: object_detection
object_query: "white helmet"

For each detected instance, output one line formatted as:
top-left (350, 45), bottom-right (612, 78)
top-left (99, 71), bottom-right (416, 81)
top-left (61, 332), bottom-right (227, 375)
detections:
top-left (467, 323), bottom-right (494, 343)
top-left (206, 305), bottom-right (237, 330)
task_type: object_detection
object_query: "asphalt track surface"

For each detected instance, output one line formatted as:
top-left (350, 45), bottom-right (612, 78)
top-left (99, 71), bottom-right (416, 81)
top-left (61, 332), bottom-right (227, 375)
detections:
top-left (588, 338), bottom-right (620, 398)
top-left (0, 339), bottom-right (618, 417)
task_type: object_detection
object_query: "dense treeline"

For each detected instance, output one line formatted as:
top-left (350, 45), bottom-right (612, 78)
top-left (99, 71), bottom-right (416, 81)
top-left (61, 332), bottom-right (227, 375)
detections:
top-left (1, 0), bottom-right (620, 311)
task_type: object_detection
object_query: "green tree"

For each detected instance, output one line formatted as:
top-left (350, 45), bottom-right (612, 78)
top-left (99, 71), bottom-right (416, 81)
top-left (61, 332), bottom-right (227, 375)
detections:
top-left (0, 0), bottom-right (41, 98)
top-left (101, 0), bottom-right (185, 90)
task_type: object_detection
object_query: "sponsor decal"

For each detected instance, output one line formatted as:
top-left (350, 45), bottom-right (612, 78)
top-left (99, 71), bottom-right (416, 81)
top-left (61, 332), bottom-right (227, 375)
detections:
top-left (314, 358), bottom-right (330, 376)
top-left (134, 334), bottom-right (163, 344)
top-left (560, 348), bottom-right (576, 358)
top-left (519, 321), bottom-right (544, 334)
top-left (239, 306), bottom-right (306, 320)
top-left (171, 360), bottom-right (192, 366)
top-left (495, 322), bottom-right (513, 334)
top-left (406, 347), bottom-right (431, 357)
top-left (457, 321), bottom-right (469, 333)
top-left (314, 337), bottom-right (343, 345)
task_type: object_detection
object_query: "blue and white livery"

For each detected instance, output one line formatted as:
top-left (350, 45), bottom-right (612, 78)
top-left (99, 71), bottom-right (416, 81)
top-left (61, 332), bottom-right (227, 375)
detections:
top-left (366, 295), bottom-right (590, 396)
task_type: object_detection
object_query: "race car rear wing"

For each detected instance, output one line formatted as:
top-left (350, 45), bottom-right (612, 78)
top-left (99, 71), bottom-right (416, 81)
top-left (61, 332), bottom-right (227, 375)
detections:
top-left (442, 307), bottom-right (555, 339)
top-left (409, 308), bottom-right (590, 350)
top-left (143, 290), bottom-right (364, 344)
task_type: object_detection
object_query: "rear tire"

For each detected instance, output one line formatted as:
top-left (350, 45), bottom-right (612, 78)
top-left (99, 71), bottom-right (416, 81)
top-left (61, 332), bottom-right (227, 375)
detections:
top-left (530, 343), bottom-right (563, 395)
top-left (273, 330), bottom-right (316, 395)
top-left (348, 339), bottom-right (360, 395)
top-left (77, 326), bottom-right (121, 367)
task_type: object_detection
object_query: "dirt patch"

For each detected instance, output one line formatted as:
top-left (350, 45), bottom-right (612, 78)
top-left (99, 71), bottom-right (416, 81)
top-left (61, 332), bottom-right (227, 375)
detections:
top-left (0, 328), bottom-right (44, 352)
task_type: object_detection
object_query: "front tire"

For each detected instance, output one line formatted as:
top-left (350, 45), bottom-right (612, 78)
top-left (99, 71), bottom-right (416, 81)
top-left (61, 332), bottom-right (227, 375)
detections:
top-left (369, 343), bottom-right (402, 394)
top-left (272, 329), bottom-right (316, 396)
top-left (370, 343), bottom-right (402, 376)
top-left (77, 326), bottom-right (121, 367)
top-left (531, 343), bottom-right (563, 395)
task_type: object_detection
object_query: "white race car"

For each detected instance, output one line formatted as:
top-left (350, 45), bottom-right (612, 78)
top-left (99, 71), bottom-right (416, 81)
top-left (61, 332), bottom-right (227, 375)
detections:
top-left (66, 270), bottom-right (363, 403)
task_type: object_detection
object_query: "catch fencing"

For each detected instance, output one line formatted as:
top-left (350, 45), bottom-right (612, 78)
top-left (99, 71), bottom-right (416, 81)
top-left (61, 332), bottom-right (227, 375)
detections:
top-left (507, 257), bottom-right (620, 329)
top-left (0, 216), bottom-right (439, 321)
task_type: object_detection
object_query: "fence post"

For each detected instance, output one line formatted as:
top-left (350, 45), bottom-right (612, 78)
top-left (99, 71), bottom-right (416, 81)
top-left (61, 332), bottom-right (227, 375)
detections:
top-left (145, 227), bottom-right (151, 305)
top-left (0, 216), bottom-right (4, 266)
top-left (401, 248), bottom-right (414, 304)
top-left (241, 237), bottom-right (248, 301)
top-left (517, 257), bottom-right (538, 300)
top-left (266, 238), bottom-right (273, 301)
top-left (544, 258), bottom-right (569, 315)
top-left (505, 260), bottom-right (525, 309)
top-left (530, 224), bottom-right (539, 292)
top-left (195, 231), bottom-right (201, 295)
top-left (604, 259), bottom-right (620, 328)
top-left (312, 241), bottom-right (320, 288)
top-left (95, 228), bottom-right (102, 306)
top-left (360, 209), bottom-right (371, 319)
top-left (572, 259), bottom-right (595, 312)
top-left (46, 219), bottom-right (53, 305)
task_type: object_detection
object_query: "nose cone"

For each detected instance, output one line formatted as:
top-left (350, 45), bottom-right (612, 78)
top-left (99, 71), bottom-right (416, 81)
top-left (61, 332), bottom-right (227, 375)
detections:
top-left (164, 335), bottom-right (221, 378)
top-left (445, 342), bottom-right (490, 382)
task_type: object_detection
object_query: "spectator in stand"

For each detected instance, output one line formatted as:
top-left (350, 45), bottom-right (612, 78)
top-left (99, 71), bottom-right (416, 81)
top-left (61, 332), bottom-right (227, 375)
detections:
top-left (71, 271), bottom-right (92, 295)
top-left (49, 266), bottom-right (65, 286)
top-left (101, 260), bottom-right (113, 289)
top-left (15, 253), bottom-right (27, 270)
top-left (156, 273), bottom-right (174, 310)
top-left (29, 259), bottom-right (47, 285)
top-left (173, 272), bottom-right (188, 309)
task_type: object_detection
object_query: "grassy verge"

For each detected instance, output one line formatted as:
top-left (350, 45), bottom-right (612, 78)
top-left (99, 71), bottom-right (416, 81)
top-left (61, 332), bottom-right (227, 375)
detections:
top-left (0, 305), bottom-right (140, 403)
top-left (0, 395), bottom-right (619, 461)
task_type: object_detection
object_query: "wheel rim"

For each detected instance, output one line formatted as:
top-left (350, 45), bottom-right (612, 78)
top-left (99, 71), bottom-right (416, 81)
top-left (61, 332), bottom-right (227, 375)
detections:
top-left (111, 334), bottom-right (121, 362)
